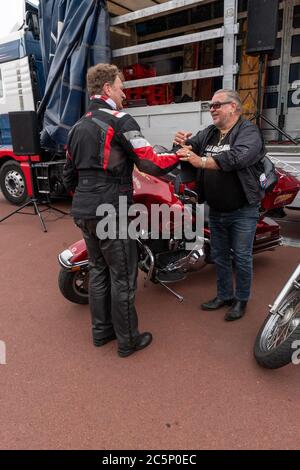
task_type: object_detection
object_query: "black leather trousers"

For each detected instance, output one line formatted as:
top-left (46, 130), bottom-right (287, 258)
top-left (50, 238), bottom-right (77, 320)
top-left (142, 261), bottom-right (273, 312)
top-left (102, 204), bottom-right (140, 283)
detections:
top-left (74, 218), bottom-right (139, 346)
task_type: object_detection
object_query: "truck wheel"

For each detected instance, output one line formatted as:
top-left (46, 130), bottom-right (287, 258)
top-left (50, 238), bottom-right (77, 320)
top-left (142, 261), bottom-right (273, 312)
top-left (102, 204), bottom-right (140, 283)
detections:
top-left (0, 161), bottom-right (28, 205)
top-left (58, 269), bottom-right (89, 304)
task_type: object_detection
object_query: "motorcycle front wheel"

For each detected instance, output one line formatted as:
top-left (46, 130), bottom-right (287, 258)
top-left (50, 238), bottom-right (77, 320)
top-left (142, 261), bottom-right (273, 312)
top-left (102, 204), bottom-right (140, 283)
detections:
top-left (254, 289), bottom-right (300, 368)
top-left (58, 269), bottom-right (89, 304)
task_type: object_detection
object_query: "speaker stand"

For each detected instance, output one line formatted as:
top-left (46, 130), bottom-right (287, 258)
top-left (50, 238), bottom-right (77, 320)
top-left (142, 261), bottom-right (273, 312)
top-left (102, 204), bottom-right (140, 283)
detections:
top-left (252, 54), bottom-right (298, 144)
top-left (0, 197), bottom-right (69, 232)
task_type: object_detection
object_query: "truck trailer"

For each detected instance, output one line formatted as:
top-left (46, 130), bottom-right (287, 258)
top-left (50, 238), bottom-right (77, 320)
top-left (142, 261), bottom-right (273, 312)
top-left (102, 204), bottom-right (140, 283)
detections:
top-left (0, 0), bottom-right (299, 207)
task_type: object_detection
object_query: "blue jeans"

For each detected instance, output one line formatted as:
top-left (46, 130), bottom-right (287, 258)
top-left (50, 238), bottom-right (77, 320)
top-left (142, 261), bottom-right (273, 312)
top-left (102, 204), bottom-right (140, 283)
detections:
top-left (209, 205), bottom-right (260, 301)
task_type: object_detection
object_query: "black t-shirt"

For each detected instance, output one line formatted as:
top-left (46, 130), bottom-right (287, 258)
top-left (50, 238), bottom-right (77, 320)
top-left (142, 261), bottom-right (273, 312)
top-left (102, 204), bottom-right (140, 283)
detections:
top-left (201, 128), bottom-right (247, 212)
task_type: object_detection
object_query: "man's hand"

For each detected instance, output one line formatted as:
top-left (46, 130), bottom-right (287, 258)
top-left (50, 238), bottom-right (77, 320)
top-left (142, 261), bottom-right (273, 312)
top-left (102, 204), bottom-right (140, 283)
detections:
top-left (177, 145), bottom-right (202, 168)
top-left (173, 131), bottom-right (193, 146)
top-left (177, 146), bottom-right (219, 170)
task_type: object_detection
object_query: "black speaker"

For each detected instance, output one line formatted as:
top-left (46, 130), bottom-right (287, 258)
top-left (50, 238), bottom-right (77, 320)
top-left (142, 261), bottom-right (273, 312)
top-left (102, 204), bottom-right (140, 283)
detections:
top-left (246, 0), bottom-right (279, 55)
top-left (9, 111), bottom-right (40, 156)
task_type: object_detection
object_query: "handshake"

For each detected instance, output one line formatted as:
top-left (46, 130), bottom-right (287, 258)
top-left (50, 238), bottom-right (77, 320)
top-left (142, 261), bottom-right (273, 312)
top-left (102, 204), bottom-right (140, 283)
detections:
top-left (173, 131), bottom-right (207, 168)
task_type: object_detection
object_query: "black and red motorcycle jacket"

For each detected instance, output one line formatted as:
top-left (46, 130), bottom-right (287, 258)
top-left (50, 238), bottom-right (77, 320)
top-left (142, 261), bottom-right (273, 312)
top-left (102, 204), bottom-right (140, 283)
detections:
top-left (63, 96), bottom-right (179, 218)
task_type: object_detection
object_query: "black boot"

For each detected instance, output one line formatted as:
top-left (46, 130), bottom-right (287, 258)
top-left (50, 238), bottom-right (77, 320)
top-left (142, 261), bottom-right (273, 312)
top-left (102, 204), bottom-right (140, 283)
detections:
top-left (224, 300), bottom-right (247, 321)
top-left (93, 332), bottom-right (117, 347)
top-left (118, 332), bottom-right (153, 358)
top-left (201, 296), bottom-right (234, 311)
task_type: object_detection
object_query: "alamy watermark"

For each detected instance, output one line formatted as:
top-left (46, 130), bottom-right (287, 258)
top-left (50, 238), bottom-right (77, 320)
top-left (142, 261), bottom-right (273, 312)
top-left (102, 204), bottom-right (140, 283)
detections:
top-left (291, 81), bottom-right (300, 106)
top-left (0, 340), bottom-right (6, 365)
top-left (95, 196), bottom-right (204, 250)
top-left (291, 340), bottom-right (300, 365)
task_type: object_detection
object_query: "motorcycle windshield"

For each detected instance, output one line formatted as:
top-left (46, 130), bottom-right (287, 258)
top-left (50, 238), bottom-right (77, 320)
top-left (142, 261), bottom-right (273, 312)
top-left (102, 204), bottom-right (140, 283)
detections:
top-left (38, 0), bottom-right (111, 151)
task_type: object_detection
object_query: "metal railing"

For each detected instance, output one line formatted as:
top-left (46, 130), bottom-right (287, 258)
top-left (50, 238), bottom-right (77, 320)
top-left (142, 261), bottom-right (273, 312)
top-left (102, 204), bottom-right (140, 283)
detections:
top-left (111, 0), bottom-right (239, 91)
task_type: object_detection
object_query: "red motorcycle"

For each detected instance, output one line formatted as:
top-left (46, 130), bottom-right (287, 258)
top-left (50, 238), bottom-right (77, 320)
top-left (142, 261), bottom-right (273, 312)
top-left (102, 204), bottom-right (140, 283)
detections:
top-left (58, 165), bottom-right (300, 304)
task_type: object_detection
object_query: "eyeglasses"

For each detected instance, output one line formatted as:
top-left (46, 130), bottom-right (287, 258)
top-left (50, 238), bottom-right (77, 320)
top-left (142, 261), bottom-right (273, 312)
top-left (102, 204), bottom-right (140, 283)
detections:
top-left (209, 101), bottom-right (232, 110)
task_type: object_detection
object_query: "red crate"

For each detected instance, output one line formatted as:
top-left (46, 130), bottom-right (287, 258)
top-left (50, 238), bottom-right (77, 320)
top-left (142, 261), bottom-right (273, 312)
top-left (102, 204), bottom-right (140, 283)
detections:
top-left (125, 87), bottom-right (143, 100)
top-left (123, 67), bottom-right (135, 81)
top-left (144, 84), bottom-right (174, 105)
top-left (123, 64), bottom-right (156, 80)
top-left (142, 85), bottom-right (156, 97)
top-left (125, 84), bottom-right (174, 106)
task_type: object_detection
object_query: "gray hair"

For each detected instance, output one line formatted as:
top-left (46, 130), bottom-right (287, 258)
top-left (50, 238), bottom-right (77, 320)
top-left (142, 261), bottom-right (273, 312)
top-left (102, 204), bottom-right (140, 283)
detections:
top-left (213, 89), bottom-right (242, 113)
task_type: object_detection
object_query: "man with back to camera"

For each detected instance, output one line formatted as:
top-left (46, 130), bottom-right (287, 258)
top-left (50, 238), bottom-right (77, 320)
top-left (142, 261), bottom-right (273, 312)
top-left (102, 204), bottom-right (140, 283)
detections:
top-left (174, 89), bottom-right (265, 321)
top-left (63, 63), bottom-right (179, 357)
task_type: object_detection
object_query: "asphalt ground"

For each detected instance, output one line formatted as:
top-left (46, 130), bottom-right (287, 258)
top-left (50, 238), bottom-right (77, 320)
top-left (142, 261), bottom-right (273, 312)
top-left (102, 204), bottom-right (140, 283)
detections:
top-left (0, 195), bottom-right (300, 450)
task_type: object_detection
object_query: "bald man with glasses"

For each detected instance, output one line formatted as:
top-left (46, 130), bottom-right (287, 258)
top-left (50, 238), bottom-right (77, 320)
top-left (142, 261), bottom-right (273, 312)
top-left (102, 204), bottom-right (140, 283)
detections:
top-left (174, 89), bottom-right (265, 321)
